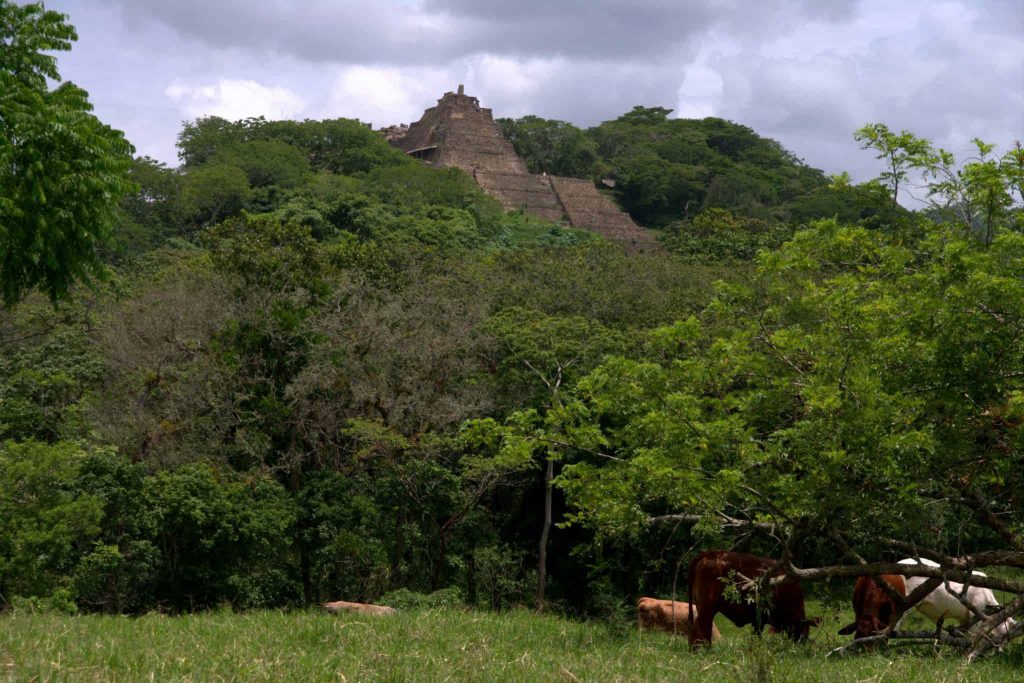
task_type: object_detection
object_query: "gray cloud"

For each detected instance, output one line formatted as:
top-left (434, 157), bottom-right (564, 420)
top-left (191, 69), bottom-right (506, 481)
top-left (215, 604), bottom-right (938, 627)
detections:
top-left (118, 0), bottom-right (858, 64)
top-left (40, 0), bottom-right (1024, 186)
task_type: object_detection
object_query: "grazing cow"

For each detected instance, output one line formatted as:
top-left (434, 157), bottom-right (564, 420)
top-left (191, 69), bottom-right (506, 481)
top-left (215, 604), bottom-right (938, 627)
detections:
top-left (897, 558), bottom-right (1016, 636)
top-left (637, 597), bottom-right (722, 642)
top-left (687, 550), bottom-right (820, 645)
top-left (837, 575), bottom-right (906, 640)
top-left (322, 600), bottom-right (397, 616)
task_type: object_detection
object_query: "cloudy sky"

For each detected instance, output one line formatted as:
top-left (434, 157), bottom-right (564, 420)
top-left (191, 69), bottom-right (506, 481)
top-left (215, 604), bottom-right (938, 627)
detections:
top-left (43, 0), bottom-right (1023, 186)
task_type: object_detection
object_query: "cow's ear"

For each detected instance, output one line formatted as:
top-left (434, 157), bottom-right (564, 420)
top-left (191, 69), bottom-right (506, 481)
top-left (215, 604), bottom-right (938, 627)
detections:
top-left (837, 622), bottom-right (856, 635)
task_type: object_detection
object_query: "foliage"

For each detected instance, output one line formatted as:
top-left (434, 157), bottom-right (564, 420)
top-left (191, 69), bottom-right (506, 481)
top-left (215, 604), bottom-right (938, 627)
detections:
top-left (145, 463), bottom-right (300, 610)
top-left (662, 209), bottom-right (794, 261)
top-left (553, 218), bottom-right (1024, 562)
top-left (178, 163), bottom-right (253, 229)
top-left (856, 125), bottom-right (1022, 243)
top-left (115, 156), bottom-right (182, 255)
top-left (854, 123), bottom-right (933, 207)
top-left (0, 440), bottom-right (104, 601)
top-left (176, 115), bottom-right (407, 174)
top-left (589, 111), bottom-right (829, 226)
top-left (498, 115), bottom-right (601, 178)
top-left (298, 471), bottom-right (396, 602)
top-left (0, 303), bottom-right (103, 441)
top-left (209, 140), bottom-right (310, 189)
top-left (0, 0), bottom-right (135, 306)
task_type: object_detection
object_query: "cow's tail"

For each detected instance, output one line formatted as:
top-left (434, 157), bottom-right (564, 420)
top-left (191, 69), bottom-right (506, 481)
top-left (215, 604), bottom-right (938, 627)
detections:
top-left (687, 554), bottom-right (698, 631)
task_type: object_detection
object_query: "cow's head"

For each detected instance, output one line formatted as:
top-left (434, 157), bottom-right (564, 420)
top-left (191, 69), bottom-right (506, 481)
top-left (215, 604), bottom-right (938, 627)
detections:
top-left (838, 615), bottom-right (887, 640)
top-left (838, 600), bottom-right (896, 640)
top-left (788, 616), bottom-right (823, 641)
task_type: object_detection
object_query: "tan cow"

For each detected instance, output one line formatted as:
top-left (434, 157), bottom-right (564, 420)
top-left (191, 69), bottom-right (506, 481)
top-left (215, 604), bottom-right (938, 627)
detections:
top-left (322, 600), bottom-right (397, 616)
top-left (637, 597), bottom-right (722, 642)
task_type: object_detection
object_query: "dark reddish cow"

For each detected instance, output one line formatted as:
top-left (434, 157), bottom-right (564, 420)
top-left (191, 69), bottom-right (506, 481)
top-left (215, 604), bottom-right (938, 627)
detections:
top-left (687, 550), bottom-right (820, 645)
top-left (838, 575), bottom-right (906, 640)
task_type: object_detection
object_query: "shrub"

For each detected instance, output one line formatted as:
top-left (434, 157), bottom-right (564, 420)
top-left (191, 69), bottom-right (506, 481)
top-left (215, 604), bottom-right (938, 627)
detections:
top-left (378, 587), bottom-right (464, 610)
top-left (0, 440), bottom-right (104, 601)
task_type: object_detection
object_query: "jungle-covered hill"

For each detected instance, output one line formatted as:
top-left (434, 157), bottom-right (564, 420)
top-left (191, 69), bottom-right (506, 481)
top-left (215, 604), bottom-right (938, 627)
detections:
top-left (4, 7), bottom-right (1024, 656)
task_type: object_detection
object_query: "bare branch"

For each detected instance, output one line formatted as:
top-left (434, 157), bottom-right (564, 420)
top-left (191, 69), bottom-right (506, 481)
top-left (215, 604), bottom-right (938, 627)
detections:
top-left (648, 513), bottom-right (778, 532)
top-left (772, 560), bottom-right (1024, 594)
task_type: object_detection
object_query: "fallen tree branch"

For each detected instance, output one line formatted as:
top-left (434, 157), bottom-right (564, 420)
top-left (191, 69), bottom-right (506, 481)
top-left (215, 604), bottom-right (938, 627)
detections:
top-left (966, 593), bottom-right (1024, 661)
top-left (829, 531), bottom-right (908, 610)
top-left (827, 629), bottom-right (972, 657)
top-left (770, 560), bottom-right (1024, 595)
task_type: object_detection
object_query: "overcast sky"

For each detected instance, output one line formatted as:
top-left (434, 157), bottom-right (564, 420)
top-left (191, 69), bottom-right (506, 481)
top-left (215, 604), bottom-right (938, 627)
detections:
top-left (41, 0), bottom-right (1024, 186)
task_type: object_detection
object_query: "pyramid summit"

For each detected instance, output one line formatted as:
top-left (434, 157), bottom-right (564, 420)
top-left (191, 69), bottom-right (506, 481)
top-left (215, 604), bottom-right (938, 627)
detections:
top-left (391, 86), bottom-right (655, 252)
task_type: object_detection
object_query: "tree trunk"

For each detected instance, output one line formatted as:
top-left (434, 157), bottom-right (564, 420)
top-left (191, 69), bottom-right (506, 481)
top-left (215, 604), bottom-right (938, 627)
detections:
top-left (466, 551), bottom-right (477, 607)
top-left (431, 532), bottom-right (449, 592)
top-left (390, 498), bottom-right (405, 589)
top-left (300, 541), bottom-right (312, 604)
top-left (536, 457), bottom-right (554, 610)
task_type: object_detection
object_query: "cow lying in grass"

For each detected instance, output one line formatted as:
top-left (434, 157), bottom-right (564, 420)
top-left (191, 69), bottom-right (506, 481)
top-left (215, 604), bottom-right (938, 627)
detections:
top-left (897, 558), bottom-right (1017, 637)
top-left (637, 597), bottom-right (721, 642)
top-left (322, 600), bottom-right (397, 616)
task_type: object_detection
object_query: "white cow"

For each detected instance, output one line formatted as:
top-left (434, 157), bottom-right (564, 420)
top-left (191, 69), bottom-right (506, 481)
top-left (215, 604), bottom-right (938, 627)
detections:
top-left (897, 558), bottom-right (1016, 637)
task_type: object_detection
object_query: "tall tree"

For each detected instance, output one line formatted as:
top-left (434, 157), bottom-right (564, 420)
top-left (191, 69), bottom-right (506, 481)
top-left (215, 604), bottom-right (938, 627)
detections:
top-left (853, 123), bottom-right (931, 209)
top-left (481, 308), bottom-right (624, 609)
top-left (0, 1), bottom-right (135, 307)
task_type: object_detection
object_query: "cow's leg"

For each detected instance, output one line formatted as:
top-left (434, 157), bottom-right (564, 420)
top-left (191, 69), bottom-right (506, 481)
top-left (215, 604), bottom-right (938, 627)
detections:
top-left (933, 615), bottom-right (945, 639)
top-left (892, 611), bottom-right (906, 634)
top-left (691, 608), bottom-right (717, 646)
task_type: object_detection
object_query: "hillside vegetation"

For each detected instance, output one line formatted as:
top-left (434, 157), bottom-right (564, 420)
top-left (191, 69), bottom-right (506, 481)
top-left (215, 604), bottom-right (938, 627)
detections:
top-left (499, 108), bottom-right (902, 229)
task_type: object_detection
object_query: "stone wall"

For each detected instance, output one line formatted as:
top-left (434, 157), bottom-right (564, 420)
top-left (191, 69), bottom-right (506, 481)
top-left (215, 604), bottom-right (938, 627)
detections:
top-left (474, 171), bottom-right (566, 223)
top-left (549, 177), bottom-right (656, 252)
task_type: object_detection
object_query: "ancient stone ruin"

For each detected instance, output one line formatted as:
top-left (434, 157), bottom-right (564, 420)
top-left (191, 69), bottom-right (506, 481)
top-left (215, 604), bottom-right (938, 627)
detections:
top-left (391, 86), bottom-right (655, 252)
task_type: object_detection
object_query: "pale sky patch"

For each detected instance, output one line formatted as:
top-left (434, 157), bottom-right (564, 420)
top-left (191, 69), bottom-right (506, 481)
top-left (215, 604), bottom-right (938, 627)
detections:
top-left (165, 79), bottom-right (308, 121)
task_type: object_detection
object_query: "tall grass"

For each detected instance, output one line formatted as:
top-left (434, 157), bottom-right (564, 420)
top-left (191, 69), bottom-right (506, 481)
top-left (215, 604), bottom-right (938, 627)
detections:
top-left (1, 603), bottom-right (1020, 681)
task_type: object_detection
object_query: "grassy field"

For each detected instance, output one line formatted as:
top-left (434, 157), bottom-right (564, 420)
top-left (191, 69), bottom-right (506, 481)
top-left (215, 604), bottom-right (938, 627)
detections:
top-left (1, 602), bottom-right (1021, 682)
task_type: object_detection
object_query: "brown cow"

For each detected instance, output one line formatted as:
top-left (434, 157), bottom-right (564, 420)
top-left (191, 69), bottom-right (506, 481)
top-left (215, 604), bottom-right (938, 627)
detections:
top-left (838, 575), bottom-right (906, 640)
top-left (637, 597), bottom-right (722, 642)
top-left (322, 600), bottom-right (397, 616)
top-left (687, 550), bottom-right (821, 645)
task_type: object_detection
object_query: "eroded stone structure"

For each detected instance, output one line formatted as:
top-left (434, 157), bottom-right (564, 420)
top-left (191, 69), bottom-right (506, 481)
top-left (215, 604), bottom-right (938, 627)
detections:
top-left (392, 86), bottom-right (655, 252)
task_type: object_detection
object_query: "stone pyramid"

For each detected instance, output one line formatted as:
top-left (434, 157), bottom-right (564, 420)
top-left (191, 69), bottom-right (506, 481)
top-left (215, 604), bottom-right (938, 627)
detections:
top-left (392, 86), bottom-right (656, 252)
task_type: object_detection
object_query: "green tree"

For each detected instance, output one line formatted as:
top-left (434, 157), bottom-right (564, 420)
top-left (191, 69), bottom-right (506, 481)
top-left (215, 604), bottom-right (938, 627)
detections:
top-left (498, 115), bottom-right (600, 178)
top-left (0, 1), bottom-right (135, 307)
top-left (853, 123), bottom-right (932, 209)
top-left (546, 216), bottom-right (1024, 654)
top-left (178, 163), bottom-right (252, 229)
top-left (478, 308), bottom-right (625, 609)
top-left (0, 440), bottom-right (105, 601)
top-left (921, 138), bottom-right (1017, 244)
top-left (615, 106), bottom-right (674, 127)
top-left (210, 140), bottom-right (311, 189)
top-left (115, 156), bottom-right (183, 254)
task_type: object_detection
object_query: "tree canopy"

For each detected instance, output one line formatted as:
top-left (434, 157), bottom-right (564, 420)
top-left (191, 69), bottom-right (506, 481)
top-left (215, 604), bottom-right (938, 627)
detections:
top-left (0, 1), bottom-right (135, 307)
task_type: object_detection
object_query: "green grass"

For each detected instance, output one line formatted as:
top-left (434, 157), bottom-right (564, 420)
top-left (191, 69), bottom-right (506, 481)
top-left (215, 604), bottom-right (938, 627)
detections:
top-left (1, 602), bottom-right (1020, 682)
